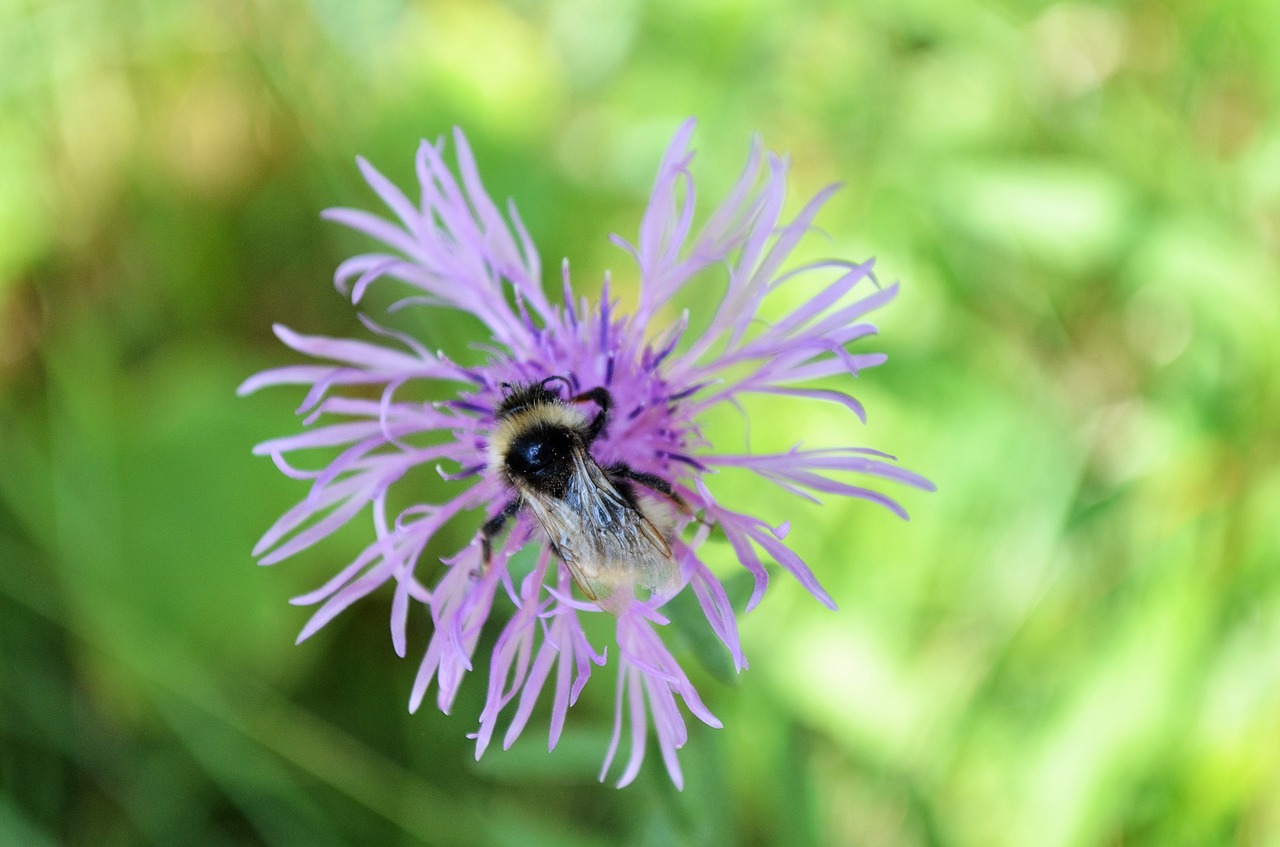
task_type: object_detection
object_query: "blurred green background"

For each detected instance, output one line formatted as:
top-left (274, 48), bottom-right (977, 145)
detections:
top-left (3, 0), bottom-right (1278, 844)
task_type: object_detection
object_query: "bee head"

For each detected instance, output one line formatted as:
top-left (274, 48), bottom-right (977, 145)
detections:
top-left (490, 378), bottom-right (588, 499)
top-left (495, 377), bottom-right (568, 421)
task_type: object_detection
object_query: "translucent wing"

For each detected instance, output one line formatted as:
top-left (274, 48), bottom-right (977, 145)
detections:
top-left (520, 447), bottom-right (677, 612)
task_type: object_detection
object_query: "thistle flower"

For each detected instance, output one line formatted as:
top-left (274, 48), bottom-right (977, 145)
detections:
top-left (239, 121), bottom-right (931, 789)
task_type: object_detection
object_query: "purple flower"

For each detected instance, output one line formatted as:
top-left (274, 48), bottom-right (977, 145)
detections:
top-left (239, 120), bottom-right (932, 789)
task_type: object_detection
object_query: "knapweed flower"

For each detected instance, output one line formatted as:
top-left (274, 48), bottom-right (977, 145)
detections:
top-left (239, 120), bottom-right (931, 789)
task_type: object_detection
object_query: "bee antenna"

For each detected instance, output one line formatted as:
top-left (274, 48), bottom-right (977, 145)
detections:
top-left (499, 381), bottom-right (514, 394)
top-left (541, 375), bottom-right (571, 395)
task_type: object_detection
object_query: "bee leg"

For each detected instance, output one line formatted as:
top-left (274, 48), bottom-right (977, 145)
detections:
top-left (605, 464), bottom-right (692, 514)
top-left (569, 386), bottom-right (612, 444)
top-left (480, 497), bottom-right (522, 565)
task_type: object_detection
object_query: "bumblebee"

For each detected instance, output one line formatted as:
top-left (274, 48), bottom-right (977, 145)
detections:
top-left (483, 378), bottom-right (687, 612)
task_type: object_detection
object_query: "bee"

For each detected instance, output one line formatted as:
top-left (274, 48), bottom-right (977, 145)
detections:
top-left (483, 377), bottom-right (687, 613)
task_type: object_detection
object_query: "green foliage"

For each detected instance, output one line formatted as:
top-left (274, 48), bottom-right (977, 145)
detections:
top-left (2, 0), bottom-right (1278, 844)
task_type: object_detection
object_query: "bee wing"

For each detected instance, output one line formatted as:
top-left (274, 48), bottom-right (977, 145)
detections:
top-left (518, 494), bottom-right (599, 599)
top-left (636, 512), bottom-right (672, 559)
top-left (520, 446), bottom-right (676, 608)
